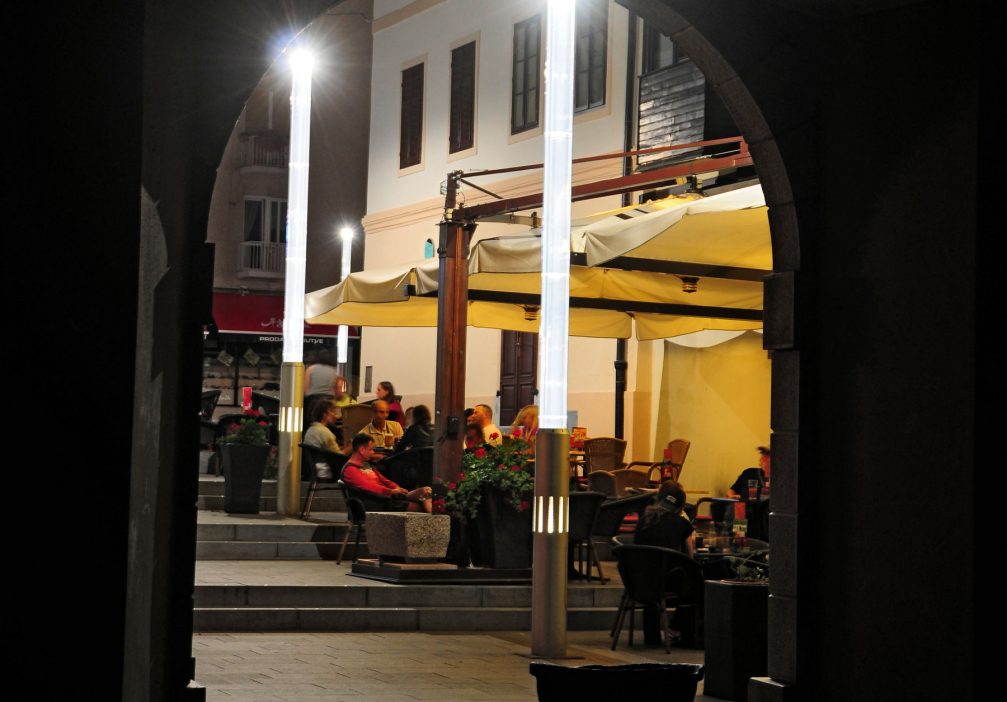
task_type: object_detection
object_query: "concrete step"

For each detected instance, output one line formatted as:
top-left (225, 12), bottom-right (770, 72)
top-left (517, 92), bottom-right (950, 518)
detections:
top-left (197, 494), bottom-right (345, 512)
top-left (196, 540), bottom-right (370, 560)
top-left (195, 583), bottom-right (623, 609)
top-left (193, 606), bottom-right (633, 632)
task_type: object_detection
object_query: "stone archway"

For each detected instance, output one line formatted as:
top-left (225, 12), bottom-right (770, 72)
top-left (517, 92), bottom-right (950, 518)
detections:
top-left (618, 2), bottom-right (809, 697)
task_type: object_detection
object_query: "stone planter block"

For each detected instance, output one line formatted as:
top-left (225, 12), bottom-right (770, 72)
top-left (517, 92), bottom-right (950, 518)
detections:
top-left (367, 513), bottom-right (451, 560)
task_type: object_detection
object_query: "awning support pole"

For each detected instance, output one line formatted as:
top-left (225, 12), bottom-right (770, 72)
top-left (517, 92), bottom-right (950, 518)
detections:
top-left (614, 339), bottom-right (628, 439)
top-left (433, 173), bottom-right (472, 483)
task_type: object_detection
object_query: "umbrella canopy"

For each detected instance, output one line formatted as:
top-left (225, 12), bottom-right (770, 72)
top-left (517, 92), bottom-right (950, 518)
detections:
top-left (305, 184), bottom-right (770, 340)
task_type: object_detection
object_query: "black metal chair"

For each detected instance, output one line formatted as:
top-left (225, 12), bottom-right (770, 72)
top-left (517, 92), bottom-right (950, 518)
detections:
top-left (200, 389), bottom-right (221, 420)
top-left (568, 491), bottom-right (607, 582)
top-left (298, 443), bottom-right (349, 519)
top-left (336, 480), bottom-right (367, 565)
top-left (611, 544), bottom-right (705, 653)
top-left (376, 447), bottom-right (433, 490)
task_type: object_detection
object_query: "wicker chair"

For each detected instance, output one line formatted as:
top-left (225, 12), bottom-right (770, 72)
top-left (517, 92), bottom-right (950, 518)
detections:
top-left (627, 438), bottom-right (692, 484)
top-left (583, 437), bottom-right (628, 474)
top-left (611, 468), bottom-right (652, 496)
top-left (588, 470), bottom-right (617, 497)
top-left (339, 403), bottom-right (375, 446)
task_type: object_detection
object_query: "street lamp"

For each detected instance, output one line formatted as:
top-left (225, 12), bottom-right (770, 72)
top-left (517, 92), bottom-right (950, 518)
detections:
top-left (532, 0), bottom-right (575, 660)
top-left (336, 226), bottom-right (354, 370)
top-left (277, 45), bottom-right (314, 516)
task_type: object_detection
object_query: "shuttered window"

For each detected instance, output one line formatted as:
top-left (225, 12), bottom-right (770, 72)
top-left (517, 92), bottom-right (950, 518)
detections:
top-left (449, 42), bottom-right (477, 153)
top-left (575, 0), bottom-right (607, 112)
top-left (511, 15), bottom-right (540, 134)
top-left (400, 63), bottom-right (424, 169)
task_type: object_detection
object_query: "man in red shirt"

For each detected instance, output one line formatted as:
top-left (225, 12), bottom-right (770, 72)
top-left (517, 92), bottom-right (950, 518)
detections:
top-left (342, 434), bottom-right (433, 513)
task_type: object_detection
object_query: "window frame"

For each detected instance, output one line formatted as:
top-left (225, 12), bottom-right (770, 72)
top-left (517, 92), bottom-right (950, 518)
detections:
top-left (449, 40), bottom-right (478, 155)
top-left (574, 0), bottom-right (608, 113)
top-left (243, 197), bottom-right (287, 244)
top-left (510, 14), bottom-right (541, 136)
top-left (399, 60), bottom-right (426, 171)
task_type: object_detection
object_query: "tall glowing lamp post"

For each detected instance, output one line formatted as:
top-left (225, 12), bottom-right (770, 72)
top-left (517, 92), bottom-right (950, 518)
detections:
top-left (336, 226), bottom-right (354, 374)
top-left (277, 47), bottom-right (314, 516)
top-left (532, 0), bottom-right (575, 659)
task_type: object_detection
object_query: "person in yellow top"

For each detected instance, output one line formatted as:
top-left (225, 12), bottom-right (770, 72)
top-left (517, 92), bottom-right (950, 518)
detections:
top-left (357, 399), bottom-right (403, 452)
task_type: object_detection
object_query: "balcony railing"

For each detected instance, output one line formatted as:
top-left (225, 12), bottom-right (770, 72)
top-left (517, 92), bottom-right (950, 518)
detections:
top-left (240, 133), bottom-right (289, 169)
top-left (239, 241), bottom-right (284, 276)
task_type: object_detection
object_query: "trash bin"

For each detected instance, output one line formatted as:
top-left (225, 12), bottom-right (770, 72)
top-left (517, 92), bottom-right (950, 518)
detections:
top-left (529, 662), bottom-right (704, 702)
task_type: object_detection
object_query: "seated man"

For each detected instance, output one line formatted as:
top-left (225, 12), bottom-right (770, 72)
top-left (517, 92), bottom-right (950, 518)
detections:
top-left (469, 404), bottom-right (502, 446)
top-left (357, 399), bottom-right (403, 452)
top-left (342, 434), bottom-right (432, 513)
top-left (302, 398), bottom-right (343, 479)
top-left (727, 445), bottom-right (770, 500)
top-left (721, 445), bottom-right (770, 541)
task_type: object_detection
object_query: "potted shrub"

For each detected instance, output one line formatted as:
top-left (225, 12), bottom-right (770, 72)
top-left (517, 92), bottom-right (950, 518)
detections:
top-left (443, 433), bottom-right (534, 568)
top-left (216, 409), bottom-right (272, 514)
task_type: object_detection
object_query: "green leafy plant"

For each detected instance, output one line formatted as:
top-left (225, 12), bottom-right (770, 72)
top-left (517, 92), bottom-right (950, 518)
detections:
top-left (216, 409), bottom-right (271, 447)
top-left (727, 554), bottom-right (769, 582)
top-left (444, 433), bottom-right (534, 518)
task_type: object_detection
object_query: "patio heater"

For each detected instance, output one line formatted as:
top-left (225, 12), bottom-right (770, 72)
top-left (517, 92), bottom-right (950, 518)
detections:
top-left (532, 0), bottom-right (575, 659)
top-left (336, 226), bottom-right (353, 375)
top-left (277, 46), bottom-right (314, 516)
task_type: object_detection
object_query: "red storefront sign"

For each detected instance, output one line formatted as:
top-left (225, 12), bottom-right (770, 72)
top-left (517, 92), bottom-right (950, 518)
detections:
top-left (212, 292), bottom-right (357, 338)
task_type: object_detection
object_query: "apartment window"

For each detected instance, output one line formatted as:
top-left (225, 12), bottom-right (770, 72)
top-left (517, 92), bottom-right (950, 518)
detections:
top-left (575, 0), bottom-right (608, 112)
top-left (241, 198), bottom-right (286, 273)
top-left (642, 22), bottom-right (687, 74)
top-left (244, 198), bottom-right (287, 244)
top-left (511, 15), bottom-right (541, 134)
top-left (400, 63), bottom-right (424, 169)
top-left (450, 42), bottom-right (477, 153)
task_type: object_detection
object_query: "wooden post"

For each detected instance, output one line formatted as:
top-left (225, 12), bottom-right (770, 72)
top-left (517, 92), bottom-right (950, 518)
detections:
top-left (433, 176), bottom-right (474, 483)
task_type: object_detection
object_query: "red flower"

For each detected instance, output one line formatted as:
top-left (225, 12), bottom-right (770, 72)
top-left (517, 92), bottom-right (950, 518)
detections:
top-left (448, 482), bottom-right (457, 491)
top-left (248, 409), bottom-right (261, 418)
top-left (229, 423), bottom-right (240, 432)
top-left (511, 465), bottom-right (521, 472)
top-left (258, 421), bottom-right (268, 427)
top-left (490, 432), bottom-right (500, 440)
top-left (519, 500), bottom-right (530, 510)
top-left (512, 428), bottom-right (522, 438)
top-left (458, 472), bottom-right (465, 480)
top-left (474, 448), bottom-right (485, 458)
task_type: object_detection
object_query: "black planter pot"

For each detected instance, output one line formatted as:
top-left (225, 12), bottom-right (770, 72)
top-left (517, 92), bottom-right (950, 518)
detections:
top-left (220, 443), bottom-right (270, 514)
top-left (702, 580), bottom-right (769, 701)
top-left (475, 486), bottom-right (532, 569)
top-left (444, 514), bottom-right (472, 568)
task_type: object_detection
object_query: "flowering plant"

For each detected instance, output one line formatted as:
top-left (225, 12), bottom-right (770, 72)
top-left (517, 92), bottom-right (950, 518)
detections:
top-left (444, 433), bottom-right (534, 518)
top-left (216, 409), bottom-right (272, 446)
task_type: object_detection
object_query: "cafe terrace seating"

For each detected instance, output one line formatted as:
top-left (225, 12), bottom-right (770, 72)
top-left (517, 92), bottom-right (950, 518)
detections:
top-left (336, 481), bottom-right (367, 565)
top-left (568, 491), bottom-right (607, 582)
top-left (339, 403), bottom-right (374, 446)
top-left (611, 544), bottom-right (705, 653)
top-left (298, 443), bottom-right (349, 519)
top-left (377, 447), bottom-right (434, 491)
top-left (583, 437), bottom-right (628, 474)
top-left (589, 492), bottom-right (655, 581)
top-left (626, 438), bottom-right (691, 484)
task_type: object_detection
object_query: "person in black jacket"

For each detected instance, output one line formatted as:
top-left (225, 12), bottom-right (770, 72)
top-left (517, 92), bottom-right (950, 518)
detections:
top-left (395, 404), bottom-right (434, 451)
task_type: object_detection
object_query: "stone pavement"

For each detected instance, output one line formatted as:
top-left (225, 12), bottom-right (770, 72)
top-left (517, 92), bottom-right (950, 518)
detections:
top-left (193, 630), bottom-right (710, 701)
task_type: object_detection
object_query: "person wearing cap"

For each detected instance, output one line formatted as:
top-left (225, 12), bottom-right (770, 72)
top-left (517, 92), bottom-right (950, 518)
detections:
top-left (635, 480), bottom-right (696, 557)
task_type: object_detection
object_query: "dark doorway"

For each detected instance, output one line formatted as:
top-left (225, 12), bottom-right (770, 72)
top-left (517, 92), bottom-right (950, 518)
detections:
top-left (498, 330), bottom-right (537, 426)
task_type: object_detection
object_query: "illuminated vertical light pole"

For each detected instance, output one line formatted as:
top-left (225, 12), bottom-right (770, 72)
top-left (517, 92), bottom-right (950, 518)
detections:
top-left (336, 226), bottom-right (354, 374)
top-left (277, 46), bottom-right (314, 516)
top-left (532, 0), bottom-right (575, 659)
